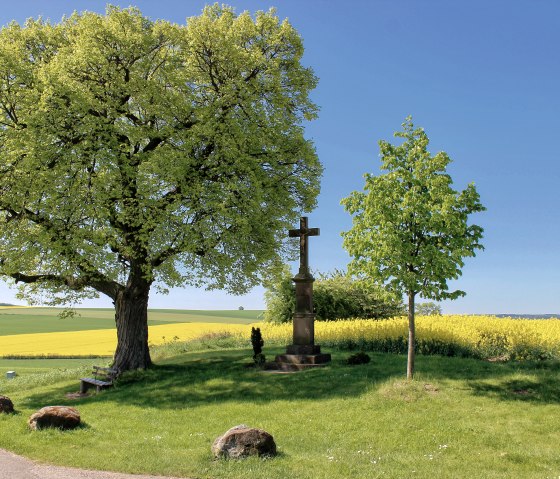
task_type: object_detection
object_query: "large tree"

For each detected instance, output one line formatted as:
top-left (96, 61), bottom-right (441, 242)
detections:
top-left (341, 118), bottom-right (484, 379)
top-left (0, 5), bottom-right (321, 371)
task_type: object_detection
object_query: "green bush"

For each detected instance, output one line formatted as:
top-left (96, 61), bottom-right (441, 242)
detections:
top-left (510, 344), bottom-right (556, 361)
top-left (346, 351), bottom-right (371, 365)
top-left (263, 265), bottom-right (296, 323)
top-left (475, 331), bottom-right (511, 359)
top-left (264, 267), bottom-right (404, 323)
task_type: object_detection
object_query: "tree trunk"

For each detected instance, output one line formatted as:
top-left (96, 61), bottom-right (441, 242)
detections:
top-left (112, 280), bottom-right (152, 372)
top-left (407, 291), bottom-right (416, 380)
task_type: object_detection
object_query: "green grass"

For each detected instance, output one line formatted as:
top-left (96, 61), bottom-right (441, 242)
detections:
top-left (1, 347), bottom-right (559, 479)
top-left (0, 358), bottom-right (99, 377)
top-left (0, 307), bottom-right (264, 336)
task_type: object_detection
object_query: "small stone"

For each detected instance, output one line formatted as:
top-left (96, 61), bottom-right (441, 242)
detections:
top-left (212, 425), bottom-right (277, 459)
top-left (0, 395), bottom-right (14, 414)
top-left (28, 406), bottom-right (81, 430)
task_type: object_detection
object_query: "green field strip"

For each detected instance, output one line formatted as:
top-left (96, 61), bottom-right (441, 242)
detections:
top-left (0, 313), bottom-right (171, 336)
top-left (0, 308), bottom-right (264, 337)
top-left (0, 357), bottom-right (97, 371)
top-left (0, 308), bottom-right (116, 320)
top-left (147, 309), bottom-right (264, 321)
top-left (144, 310), bottom-right (263, 324)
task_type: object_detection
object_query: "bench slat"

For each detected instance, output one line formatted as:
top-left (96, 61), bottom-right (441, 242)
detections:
top-left (79, 365), bottom-right (119, 394)
top-left (80, 377), bottom-right (112, 386)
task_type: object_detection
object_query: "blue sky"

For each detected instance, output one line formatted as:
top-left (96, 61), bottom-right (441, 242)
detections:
top-left (0, 1), bottom-right (558, 314)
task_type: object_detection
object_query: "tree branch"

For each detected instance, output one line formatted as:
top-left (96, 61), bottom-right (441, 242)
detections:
top-left (0, 205), bottom-right (122, 300)
top-left (7, 271), bottom-right (121, 300)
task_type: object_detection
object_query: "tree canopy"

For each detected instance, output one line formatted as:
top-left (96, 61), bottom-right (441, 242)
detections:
top-left (0, 5), bottom-right (321, 370)
top-left (341, 117), bottom-right (484, 377)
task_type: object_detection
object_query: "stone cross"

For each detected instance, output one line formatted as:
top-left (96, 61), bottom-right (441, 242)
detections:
top-left (273, 215), bottom-right (331, 369)
top-left (288, 216), bottom-right (319, 278)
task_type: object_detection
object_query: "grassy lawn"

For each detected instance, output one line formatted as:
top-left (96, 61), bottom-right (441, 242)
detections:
top-left (0, 307), bottom-right (263, 336)
top-left (0, 358), bottom-right (99, 377)
top-left (1, 348), bottom-right (559, 479)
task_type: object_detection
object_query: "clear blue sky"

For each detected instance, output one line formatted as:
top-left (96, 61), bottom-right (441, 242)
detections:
top-left (0, 1), bottom-right (558, 314)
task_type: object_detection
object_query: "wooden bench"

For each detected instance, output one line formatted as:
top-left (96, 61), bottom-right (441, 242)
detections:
top-left (80, 366), bottom-right (119, 394)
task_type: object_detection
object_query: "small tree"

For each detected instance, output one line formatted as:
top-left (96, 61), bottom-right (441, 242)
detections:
top-left (341, 117), bottom-right (485, 379)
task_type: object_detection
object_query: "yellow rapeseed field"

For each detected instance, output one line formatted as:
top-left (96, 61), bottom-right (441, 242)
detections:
top-left (259, 315), bottom-right (560, 359)
top-left (0, 322), bottom-right (251, 356)
top-left (1, 315), bottom-right (558, 359)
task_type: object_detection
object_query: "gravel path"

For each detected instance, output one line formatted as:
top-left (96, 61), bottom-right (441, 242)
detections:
top-left (0, 449), bottom-right (191, 479)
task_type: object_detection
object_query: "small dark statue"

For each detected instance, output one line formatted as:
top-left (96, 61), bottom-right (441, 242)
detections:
top-left (251, 327), bottom-right (265, 366)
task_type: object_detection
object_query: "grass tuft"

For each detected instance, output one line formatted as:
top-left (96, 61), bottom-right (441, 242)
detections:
top-left (378, 378), bottom-right (441, 402)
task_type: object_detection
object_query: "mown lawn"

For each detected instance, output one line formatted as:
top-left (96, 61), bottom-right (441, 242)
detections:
top-left (1, 349), bottom-right (559, 479)
top-left (0, 358), bottom-right (99, 377)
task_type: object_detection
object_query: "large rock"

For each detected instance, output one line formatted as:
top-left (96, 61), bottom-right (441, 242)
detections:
top-left (28, 406), bottom-right (81, 431)
top-left (212, 425), bottom-right (277, 459)
top-left (0, 395), bottom-right (14, 414)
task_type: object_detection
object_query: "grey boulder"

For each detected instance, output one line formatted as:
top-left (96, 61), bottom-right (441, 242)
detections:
top-left (212, 424), bottom-right (277, 458)
top-left (28, 406), bottom-right (81, 430)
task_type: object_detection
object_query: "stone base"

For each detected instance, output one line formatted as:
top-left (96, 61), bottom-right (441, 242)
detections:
top-left (286, 344), bottom-right (322, 355)
top-left (273, 346), bottom-right (331, 372)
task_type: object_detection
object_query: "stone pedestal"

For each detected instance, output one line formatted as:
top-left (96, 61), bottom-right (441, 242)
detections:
top-left (274, 216), bottom-right (331, 372)
top-left (274, 352), bottom-right (332, 371)
top-left (274, 291), bottom-right (331, 371)
top-left (292, 311), bottom-right (315, 347)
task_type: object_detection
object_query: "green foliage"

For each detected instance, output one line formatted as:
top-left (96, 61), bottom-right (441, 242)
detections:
top-left (341, 116), bottom-right (485, 377)
top-left (509, 344), bottom-right (556, 362)
top-left (313, 270), bottom-right (404, 320)
top-left (264, 267), bottom-right (404, 323)
top-left (0, 5), bottom-right (320, 369)
top-left (416, 302), bottom-right (442, 316)
top-left (0, 4), bottom-right (321, 303)
top-left (341, 116), bottom-right (485, 302)
top-left (263, 264), bottom-right (297, 323)
top-left (345, 351), bottom-right (371, 365)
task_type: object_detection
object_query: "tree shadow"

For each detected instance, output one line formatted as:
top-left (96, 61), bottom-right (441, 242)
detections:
top-left (466, 378), bottom-right (553, 402)
top-left (23, 349), bottom-right (402, 409)
top-left (418, 355), bottom-right (560, 404)
top-left (21, 350), bottom-right (560, 409)
top-left (465, 363), bottom-right (560, 403)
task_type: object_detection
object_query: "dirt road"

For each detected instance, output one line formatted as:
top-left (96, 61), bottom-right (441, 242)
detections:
top-left (0, 449), bottom-right (191, 479)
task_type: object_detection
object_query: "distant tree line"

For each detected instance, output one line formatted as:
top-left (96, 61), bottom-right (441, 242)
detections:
top-left (416, 302), bottom-right (442, 316)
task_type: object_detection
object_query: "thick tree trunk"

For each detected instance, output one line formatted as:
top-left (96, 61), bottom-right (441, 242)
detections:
top-left (407, 291), bottom-right (416, 380)
top-left (112, 280), bottom-right (152, 372)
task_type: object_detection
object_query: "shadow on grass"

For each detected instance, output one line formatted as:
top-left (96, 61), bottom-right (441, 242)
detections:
top-left (22, 349), bottom-right (560, 409)
top-left (420, 354), bottom-right (560, 403)
top-left (466, 362), bottom-right (560, 403)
